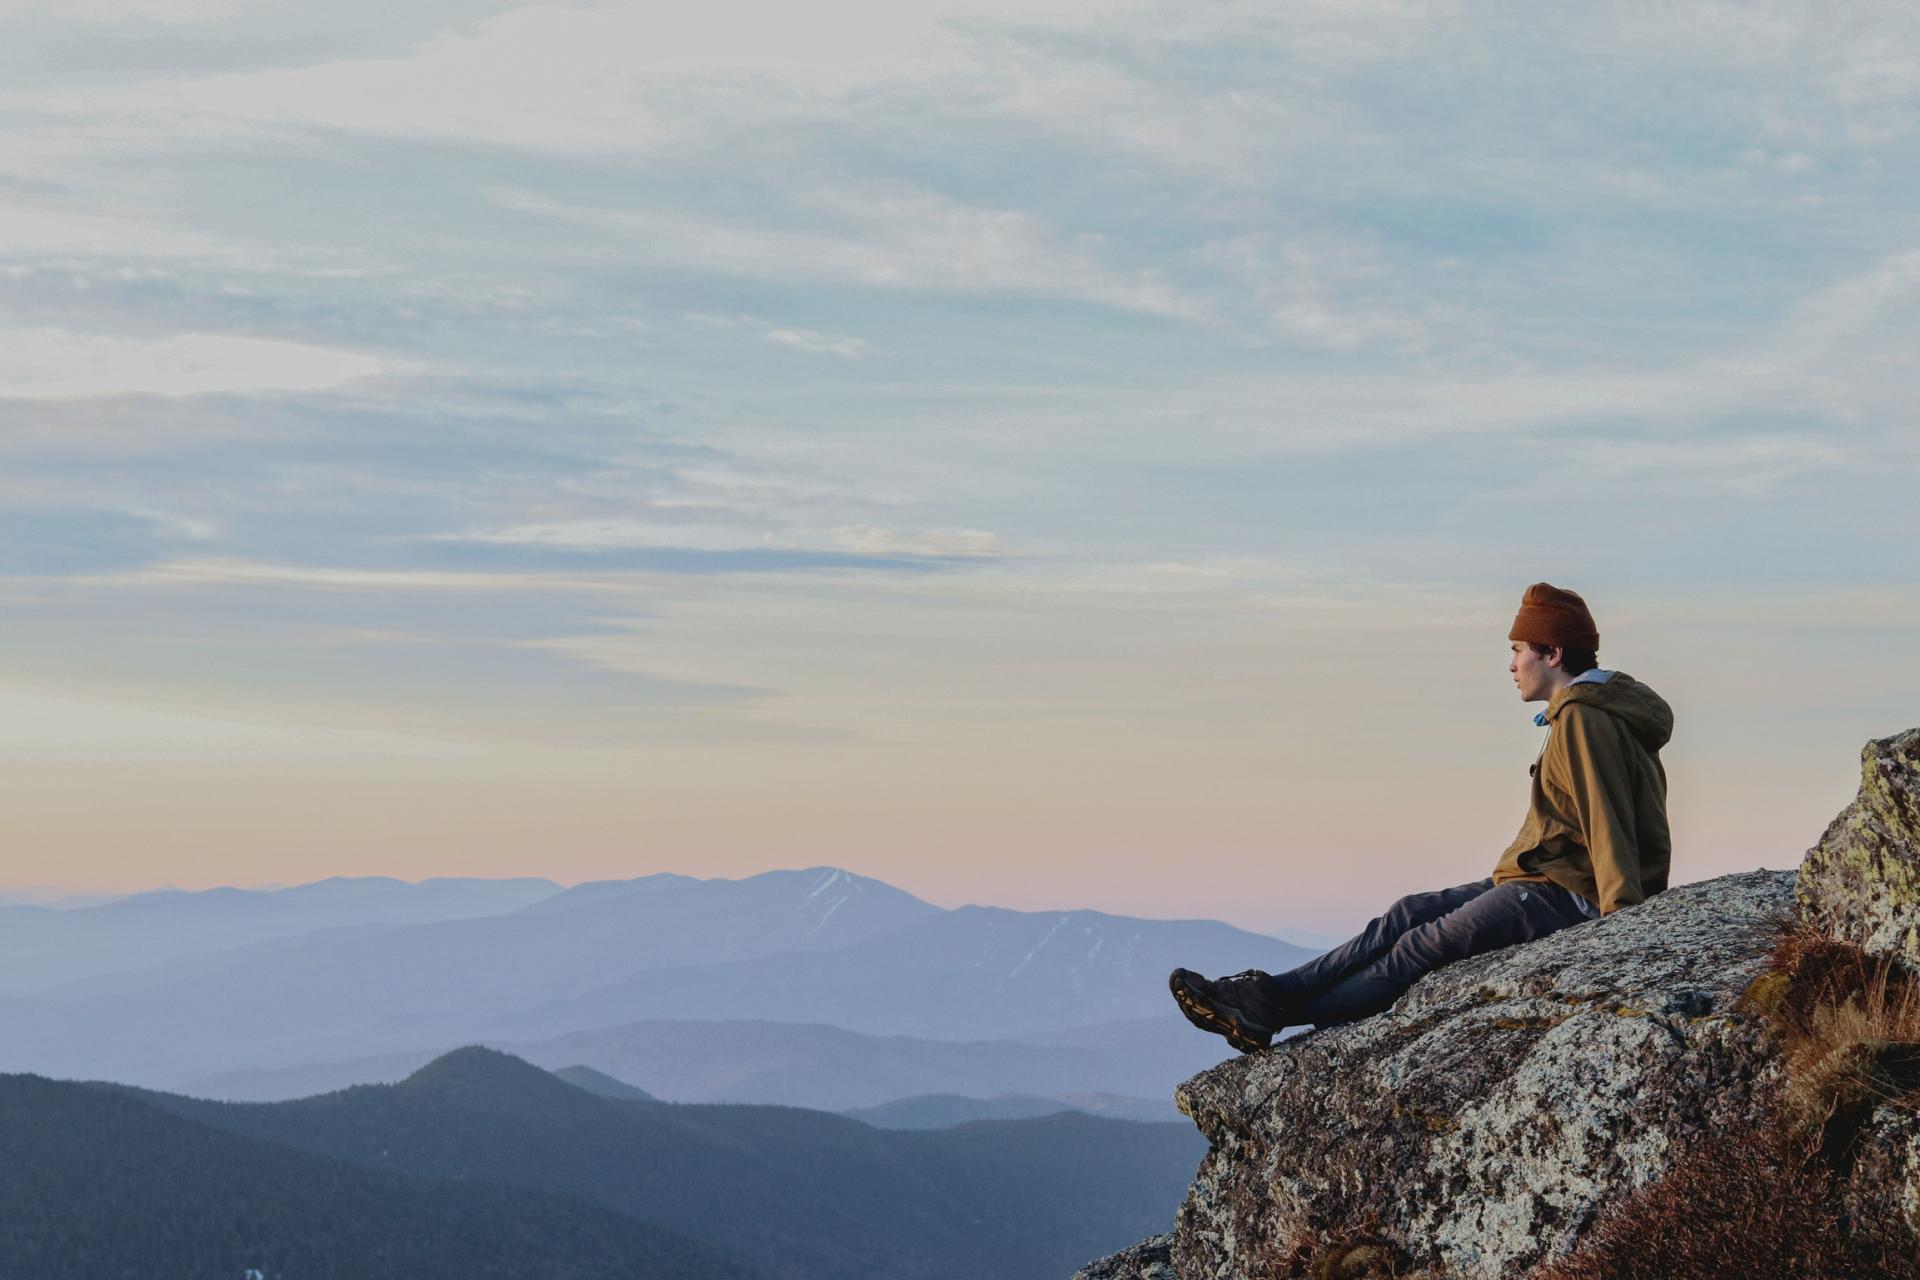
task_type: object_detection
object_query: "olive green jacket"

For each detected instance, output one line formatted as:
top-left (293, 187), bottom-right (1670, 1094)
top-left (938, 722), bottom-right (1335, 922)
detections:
top-left (1491, 672), bottom-right (1673, 915)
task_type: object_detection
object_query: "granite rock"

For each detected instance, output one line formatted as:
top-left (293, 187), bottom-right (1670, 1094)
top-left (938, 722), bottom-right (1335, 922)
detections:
top-left (1077, 872), bottom-right (1796, 1279)
top-left (1797, 727), bottom-right (1920, 972)
top-left (1070, 1234), bottom-right (1175, 1280)
top-left (1169, 872), bottom-right (1794, 1278)
top-left (1844, 1103), bottom-right (1920, 1261)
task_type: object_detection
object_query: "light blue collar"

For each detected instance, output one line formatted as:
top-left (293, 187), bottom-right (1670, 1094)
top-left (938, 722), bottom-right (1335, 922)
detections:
top-left (1533, 668), bottom-right (1614, 727)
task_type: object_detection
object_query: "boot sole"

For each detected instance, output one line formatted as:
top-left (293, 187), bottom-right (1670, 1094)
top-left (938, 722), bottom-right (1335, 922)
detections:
top-left (1168, 969), bottom-right (1271, 1054)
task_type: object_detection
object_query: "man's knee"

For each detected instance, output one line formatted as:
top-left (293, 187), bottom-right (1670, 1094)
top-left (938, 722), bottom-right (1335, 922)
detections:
top-left (1384, 880), bottom-right (1488, 930)
top-left (1382, 892), bottom-right (1424, 929)
top-left (1389, 884), bottom-right (1540, 970)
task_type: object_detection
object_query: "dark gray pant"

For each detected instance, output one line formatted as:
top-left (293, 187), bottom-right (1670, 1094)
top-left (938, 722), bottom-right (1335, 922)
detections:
top-left (1265, 878), bottom-right (1592, 1027)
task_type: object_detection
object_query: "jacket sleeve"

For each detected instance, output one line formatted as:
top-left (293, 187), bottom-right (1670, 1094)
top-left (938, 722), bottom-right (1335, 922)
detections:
top-left (1553, 705), bottom-right (1644, 914)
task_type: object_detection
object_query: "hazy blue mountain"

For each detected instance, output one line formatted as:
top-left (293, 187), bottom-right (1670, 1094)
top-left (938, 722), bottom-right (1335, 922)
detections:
top-left (554, 1064), bottom-right (658, 1100)
top-left (844, 1091), bottom-right (1173, 1128)
top-left (0, 1071), bottom-right (748, 1280)
top-left (0, 865), bottom-right (946, 1083)
top-left (0, 888), bottom-right (125, 908)
top-left (137, 1047), bottom-right (1205, 1280)
top-left (186, 1048), bottom-right (445, 1100)
top-left (0, 875), bottom-right (562, 995)
top-left (0, 866), bottom-right (1306, 1088)
top-left (184, 1013), bottom-right (1227, 1110)
top-left (492, 904), bottom-right (1315, 1043)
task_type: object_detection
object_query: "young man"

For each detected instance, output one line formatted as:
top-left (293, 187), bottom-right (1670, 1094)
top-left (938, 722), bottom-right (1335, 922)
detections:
top-left (1170, 582), bottom-right (1673, 1053)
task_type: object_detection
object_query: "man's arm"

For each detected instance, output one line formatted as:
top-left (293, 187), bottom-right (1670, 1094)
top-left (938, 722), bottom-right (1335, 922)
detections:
top-left (1553, 705), bottom-right (1644, 914)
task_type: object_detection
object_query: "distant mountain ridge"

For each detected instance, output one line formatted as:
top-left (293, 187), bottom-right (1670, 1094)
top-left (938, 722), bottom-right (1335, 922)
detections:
top-left (0, 875), bottom-right (561, 995)
top-left (0, 865), bottom-right (1312, 1089)
top-left (0, 1070), bottom-right (738, 1280)
top-left (127, 1046), bottom-right (1206, 1280)
top-left (184, 1014), bottom-right (1226, 1112)
top-left (844, 1091), bottom-right (1173, 1128)
top-left (0, 859), bottom-right (1320, 1090)
top-left (553, 1064), bottom-right (658, 1101)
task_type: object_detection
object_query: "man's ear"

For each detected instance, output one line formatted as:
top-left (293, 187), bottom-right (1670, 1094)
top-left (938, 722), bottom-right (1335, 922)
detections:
top-left (1546, 646), bottom-right (1566, 670)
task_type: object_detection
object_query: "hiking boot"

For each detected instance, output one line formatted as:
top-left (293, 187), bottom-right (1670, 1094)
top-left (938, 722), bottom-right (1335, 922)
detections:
top-left (1168, 967), bottom-right (1288, 1053)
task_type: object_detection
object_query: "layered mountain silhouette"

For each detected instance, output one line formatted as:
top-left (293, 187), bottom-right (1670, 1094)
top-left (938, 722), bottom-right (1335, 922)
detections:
top-left (0, 874), bottom-right (560, 995)
top-left (0, 1069), bottom-right (742, 1280)
top-left (0, 866), bottom-right (1308, 1088)
top-left (553, 1063), bottom-right (658, 1100)
top-left (844, 1091), bottom-right (1174, 1127)
top-left (112, 1046), bottom-right (1205, 1280)
top-left (185, 1014), bottom-right (1223, 1112)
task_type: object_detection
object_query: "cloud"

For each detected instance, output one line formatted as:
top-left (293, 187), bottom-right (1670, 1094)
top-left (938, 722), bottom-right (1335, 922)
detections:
top-left (681, 313), bottom-right (871, 358)
top-left (0, 0), bottom-right (253, 22)
top-left (764, 327), bottom-right (871, 359)
top-left (0, 197), bottom-right (246, 264)
top-left (0, 682), bottom-right (476, 762)
top-left (436, 518), bottom-right (1007, 560)
top-left (48, 558), bottom-right (638, 594)
top-left (499, 184), bottom-right (1202, 318)
top-left (436, 519), bottom-right (762, 554)
top-left (1189, 233), bottom-right (1463, 353)
top-left (828, 525), bottom-right (1004, 558)
top-left (0, 328), bottom-right (388, 399)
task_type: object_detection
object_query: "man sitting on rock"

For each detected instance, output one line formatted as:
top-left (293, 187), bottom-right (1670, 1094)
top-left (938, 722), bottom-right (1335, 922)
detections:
top-left (1170, 582), bottom-right (1674, 1052)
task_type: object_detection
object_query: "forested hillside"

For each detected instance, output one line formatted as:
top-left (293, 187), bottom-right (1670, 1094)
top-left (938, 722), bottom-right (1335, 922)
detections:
top-left (0, 1071), bottom-right (747, 1280)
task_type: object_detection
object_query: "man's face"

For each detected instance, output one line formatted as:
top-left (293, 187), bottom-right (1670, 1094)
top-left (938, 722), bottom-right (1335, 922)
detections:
top-left (1509, 641), bottom-right (1560, 702)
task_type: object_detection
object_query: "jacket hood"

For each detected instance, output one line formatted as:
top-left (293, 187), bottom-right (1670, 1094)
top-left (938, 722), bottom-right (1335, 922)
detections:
top-left (1547, 671), bottom-right (1673, 751)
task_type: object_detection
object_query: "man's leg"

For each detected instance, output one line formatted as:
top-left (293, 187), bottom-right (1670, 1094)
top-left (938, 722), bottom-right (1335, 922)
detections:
top-left (1291, 881), bottom-right (1590, 1027)
top-left (1169, 878), bottom-right (1496, 1050)
top-left (1265, 879), bottom-right (1496, 997)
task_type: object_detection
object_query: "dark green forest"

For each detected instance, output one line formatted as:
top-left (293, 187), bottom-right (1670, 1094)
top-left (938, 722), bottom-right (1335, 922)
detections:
top-left (3, 1048), bottom-right (1203, 1280)
top-left (133, 1047), bottom-right (1205, 1280)
top-left (0, 1071), bottom-right (744, 1280)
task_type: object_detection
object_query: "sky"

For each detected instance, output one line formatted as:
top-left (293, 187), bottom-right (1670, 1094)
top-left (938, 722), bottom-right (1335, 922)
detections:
top-left (0, 0), bottom-right (1915, 933)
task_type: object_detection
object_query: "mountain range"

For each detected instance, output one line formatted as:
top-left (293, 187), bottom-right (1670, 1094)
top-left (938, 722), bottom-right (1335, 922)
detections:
top-left (183, 1014), bottom-right (1231, 1113)
top-left (100, 1045), bottom-right (1208, 1280)
top-left (0, 875), bottom-right (560, 995)
top-left (0, 1067), bottom-right (737, 1280)
top-left (0, 866), bottom-right (1310, 1090)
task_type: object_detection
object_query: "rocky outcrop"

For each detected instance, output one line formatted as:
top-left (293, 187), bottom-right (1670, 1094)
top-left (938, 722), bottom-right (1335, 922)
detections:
top-left (1071, 1235), bottom-right (1174, 1280)
top-left (1168, 873), bottom-right (1791, 1279)
top-left (1798, 728), bottom-right (1920, 971)
top-left (1845, 1104), bottom-right (1920, 1259)
top-left (1076, 729), bottom-right (1920, 1280)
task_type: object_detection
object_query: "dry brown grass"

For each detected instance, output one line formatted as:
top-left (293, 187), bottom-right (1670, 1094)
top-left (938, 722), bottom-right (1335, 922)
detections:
top-left (1537, 923), bottom-right (1920, 1280)
top-left (1743, 922), bottom-right (1920, 1155)
top-left (1283, 926), bottom-right (1920, 1280)
top-left (1530, 1124), bottom-right (1871, 1280)
top-left (1273, 1220), bottom-right (1450, 1280)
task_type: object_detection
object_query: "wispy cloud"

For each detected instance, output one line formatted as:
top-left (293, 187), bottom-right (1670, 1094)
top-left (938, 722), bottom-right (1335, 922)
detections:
top-left (0, 0), bottom-right (252, 23)
top-left (827, 525), bottom-right (1004, 558)
top-left (0, 328), bottom-right (389, 400)
top-left (764, 327), bottom-right (870, 359)
top-left (0, 682), bottom-right (477, 762)
top-left (498, 184), bottom-right (1203, 319)
top-left (682, 313), bottom-right (871, 359)
top-left (46, 559), bottom-right (639, 594)
top-left (434, 519), bottom-right (1007, 560)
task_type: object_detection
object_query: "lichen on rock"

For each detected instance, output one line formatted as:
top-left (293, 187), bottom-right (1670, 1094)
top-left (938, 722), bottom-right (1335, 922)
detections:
top-left (1844, 1103), bottom-right (1920, 1258)
top-left (1797, 727), bottom-right (1920, 971)
top-left (1070, 1233), bottom-right (1175, 1280)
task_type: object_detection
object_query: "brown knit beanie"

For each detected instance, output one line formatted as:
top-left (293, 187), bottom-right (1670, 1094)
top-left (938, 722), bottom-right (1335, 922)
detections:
top-left (1508, 582), bottom-right (1599, 652)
